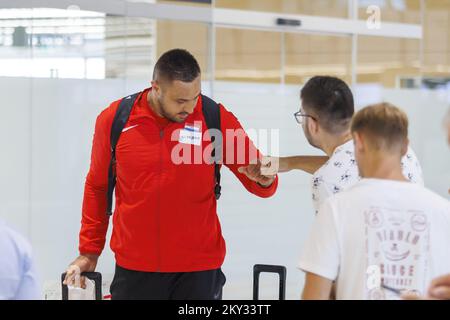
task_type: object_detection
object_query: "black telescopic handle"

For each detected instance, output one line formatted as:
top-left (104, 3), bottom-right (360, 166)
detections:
top-left (253, 264), bottom-right (287, 300)
top-left (61, 271), bottom-right (102, 300)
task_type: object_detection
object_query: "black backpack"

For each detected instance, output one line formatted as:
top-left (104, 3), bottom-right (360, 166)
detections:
top-left (106, 92), bottom-right (222, 216)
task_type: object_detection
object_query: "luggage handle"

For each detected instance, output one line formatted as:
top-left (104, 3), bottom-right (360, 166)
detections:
top-left (61, 272), bottom-right (102, 300)
top-left (253, 264), bottom-right (287, 300)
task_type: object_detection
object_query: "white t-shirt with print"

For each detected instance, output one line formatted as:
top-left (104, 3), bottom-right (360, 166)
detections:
top-left (299, 179), bottom-right (450, 300)
top-left (312, 140), bottom-right (423, 214)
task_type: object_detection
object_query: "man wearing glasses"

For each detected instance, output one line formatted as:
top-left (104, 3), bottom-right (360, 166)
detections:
top-left (261, 76), bottom-right (423, 214)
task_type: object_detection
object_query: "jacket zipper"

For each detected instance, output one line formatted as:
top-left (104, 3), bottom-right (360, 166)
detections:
top-left (156, 128), bottom-right (164, 272)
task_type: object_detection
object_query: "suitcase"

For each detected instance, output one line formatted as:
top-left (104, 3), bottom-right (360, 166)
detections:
top-left (61, 272), bottom-right (103, 300)
top-left (253, 264), bottom-right (287, 300)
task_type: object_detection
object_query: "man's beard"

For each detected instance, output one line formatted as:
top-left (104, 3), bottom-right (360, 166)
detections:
top-left (303, 125), bottom-right (320, 150)
top-left (157, 96), bottom-right (179, 123)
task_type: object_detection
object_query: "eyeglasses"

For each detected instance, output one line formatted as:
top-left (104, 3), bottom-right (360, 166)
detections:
top-left (294, 109), bottom-right (316, 125)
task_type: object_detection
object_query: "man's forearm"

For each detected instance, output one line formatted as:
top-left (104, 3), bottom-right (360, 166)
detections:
top-left (280, 156), bottom-right (329, 175)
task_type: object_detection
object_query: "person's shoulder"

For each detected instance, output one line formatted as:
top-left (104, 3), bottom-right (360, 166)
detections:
top-left (0, 221), bottom-right (33, 257)
top-left (92, 97), bottom-right (125, 133)
top-left (102, 90), bottom-right (146, 121)
top-left (415, 186), bottom-right (450, 209)
top-left (99, 90), bottom-right (148, 126)
top-left (99, 98), bottom-right (121, 119)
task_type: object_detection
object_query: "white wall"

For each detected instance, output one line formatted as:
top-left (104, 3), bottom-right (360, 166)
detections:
top-left (0, 78), bottom-right (449, 299)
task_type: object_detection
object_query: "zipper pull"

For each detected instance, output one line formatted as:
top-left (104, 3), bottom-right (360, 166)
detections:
top-left (160, 129), bottom-right (164, 139)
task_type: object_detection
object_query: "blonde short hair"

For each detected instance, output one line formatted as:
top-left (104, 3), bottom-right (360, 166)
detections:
top-left (351, 102), bottom-right (408, 151)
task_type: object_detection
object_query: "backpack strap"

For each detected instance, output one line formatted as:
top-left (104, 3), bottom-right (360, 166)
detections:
top-left (106, 92), bottom-right (140, 216)
top-left (201, 95), bottom-right (222, 200)
top-left (106, 92), bottom-right (222, 216)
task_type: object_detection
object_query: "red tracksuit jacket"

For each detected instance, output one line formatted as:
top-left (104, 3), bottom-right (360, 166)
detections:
top-left (79, 88), bottom-right (278, 272)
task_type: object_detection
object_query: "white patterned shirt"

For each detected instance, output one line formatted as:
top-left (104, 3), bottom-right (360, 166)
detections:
top-left (311, 140), bottom-right (424, 214)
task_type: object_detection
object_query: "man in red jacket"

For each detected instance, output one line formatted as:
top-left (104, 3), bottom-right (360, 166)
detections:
top-left (63, 49), bottom-right (278, 300)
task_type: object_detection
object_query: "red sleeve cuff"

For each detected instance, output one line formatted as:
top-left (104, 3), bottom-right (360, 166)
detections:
top-left (250, 175), bottom-right (279, 198)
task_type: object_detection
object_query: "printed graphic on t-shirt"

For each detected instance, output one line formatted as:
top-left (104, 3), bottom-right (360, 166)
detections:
top-left (364, 207), bottom-right (430, 300)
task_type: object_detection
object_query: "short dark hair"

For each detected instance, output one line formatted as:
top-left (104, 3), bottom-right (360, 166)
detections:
top-left (153, 49), bottom-right (201, 83)
top-left (351, 102), bottom-right (408, 152)
top-left (300, 76), bottom-right (354, 134)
